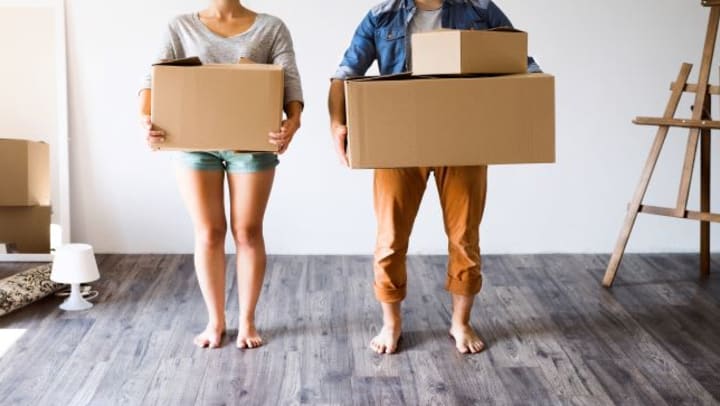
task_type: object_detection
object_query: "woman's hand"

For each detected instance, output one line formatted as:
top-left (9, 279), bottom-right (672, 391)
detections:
top-left (269, 117), bottom-right (301, 154)
top-left (141, 115), bottom-right (166, 150)
top-left (331, 123), bottom-right (349, 167)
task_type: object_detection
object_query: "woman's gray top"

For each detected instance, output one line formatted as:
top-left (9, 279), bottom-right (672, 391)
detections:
top-left (142, 13), bottom-right (304, 106)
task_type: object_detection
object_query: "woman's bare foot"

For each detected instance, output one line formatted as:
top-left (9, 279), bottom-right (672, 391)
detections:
top-left (449, 323), bottom-right (485, 354)
top-left (370, 324), bottom-right (402, 354)
top-left (193, 323), bottom-right (225, 349)
top-left (237, 320), bottom-right (263, 349)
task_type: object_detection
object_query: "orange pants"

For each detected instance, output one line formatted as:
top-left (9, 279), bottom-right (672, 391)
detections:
top-left (373, 166), bottom-right (488, 303)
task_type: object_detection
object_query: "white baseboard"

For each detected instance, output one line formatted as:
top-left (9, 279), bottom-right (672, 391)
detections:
top-left (0, 254), bottom-right (53, 262)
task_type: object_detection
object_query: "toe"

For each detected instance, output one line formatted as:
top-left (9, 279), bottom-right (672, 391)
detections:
top-left (194, 337), bottom-right (209, 348)
top-left (457, 344), bottom-right (470, 354)
top-left (237, 339), bottom-right (248, 349)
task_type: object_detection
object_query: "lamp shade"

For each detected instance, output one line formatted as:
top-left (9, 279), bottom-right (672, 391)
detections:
top-left (50, 244), bottom-right (100, 284)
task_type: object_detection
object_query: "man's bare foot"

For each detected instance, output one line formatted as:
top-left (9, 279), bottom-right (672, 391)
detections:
top-left (370, 301), bottom-right (402, 354)
top-left (449, 323), bottom-right (485, 354)
top-left (193, 323), bottom-right (225, 349)
top-left (370, 324), bottom-right (402, 354)
top-left (237, 320), bottom-right (263, 349)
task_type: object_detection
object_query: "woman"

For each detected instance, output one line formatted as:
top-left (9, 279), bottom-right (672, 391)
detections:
top-left (139, 0), bottom-right (303, 349)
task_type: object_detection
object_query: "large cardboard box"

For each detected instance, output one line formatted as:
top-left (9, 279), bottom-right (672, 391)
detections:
top-left (0, 139), bottom-right (50, 206)
top-left (344, 73), bottom-right (555, 169)
top-left (0, 206), bottom-right (51, 253)
top-left (411, 29), bottom-right (528, 75)
top-left (151, 60), bottom-right (284, 152)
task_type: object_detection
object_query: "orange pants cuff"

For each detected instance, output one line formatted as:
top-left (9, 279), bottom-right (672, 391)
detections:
top-left (374, 284), bottom-right (407, 303)
top-left (445, 274), bottom-right (483, 297)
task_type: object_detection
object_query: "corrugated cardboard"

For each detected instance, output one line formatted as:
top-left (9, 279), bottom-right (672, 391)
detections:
top-left (345, 73), bottom-right (555, 169)
top-left (411, 29), bottom-right (528, 75)
top-left (151, 61), bottom-right (283, 152)
top-left (0, 139), bottom-right (50, 206)
top-left (0, 206), bottom-right (51, 253)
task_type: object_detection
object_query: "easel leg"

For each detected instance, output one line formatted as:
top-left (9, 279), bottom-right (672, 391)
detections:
top-left (603, 133), bottom-right (668, 287)
top-left (700, 96), bottom-right (711, 278)
top-left (603, 64), bottom-right (693, 288)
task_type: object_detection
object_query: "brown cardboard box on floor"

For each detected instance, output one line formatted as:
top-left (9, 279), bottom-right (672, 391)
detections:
top-left (0, 139), bottom-right (50, 206)
top-left (151, 59), bottom-right (283, 152)
top-left (0, 206), bottom-right (51, 253)
top-left (344, 73), bottom-right (555, 169)
top-left (411, 28), bottom-right (528, 75)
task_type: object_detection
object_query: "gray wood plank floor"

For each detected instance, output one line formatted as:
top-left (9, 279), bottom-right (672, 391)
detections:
top-left (0, 254), bottom-right (719, 405)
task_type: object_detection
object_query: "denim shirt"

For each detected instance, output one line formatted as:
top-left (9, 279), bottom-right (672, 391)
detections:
top-left (333, 0), bottom-right (540, 79)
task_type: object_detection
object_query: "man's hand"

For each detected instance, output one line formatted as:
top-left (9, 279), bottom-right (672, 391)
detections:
top-left (141, 115), bottom-right (166, 150)
top-left (331, 123), bottom-right (349, 167)
top-left (269, 117), bottom-right (301, 154)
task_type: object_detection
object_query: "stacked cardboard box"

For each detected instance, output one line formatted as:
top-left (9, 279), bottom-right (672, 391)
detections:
top-left (344, 28), bottom-right (556, 169)
top-left (0, 139), bottom-right (51, 253)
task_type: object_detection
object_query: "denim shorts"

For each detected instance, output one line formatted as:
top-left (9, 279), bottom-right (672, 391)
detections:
top-left (176, 151), bottom-right (279, 173)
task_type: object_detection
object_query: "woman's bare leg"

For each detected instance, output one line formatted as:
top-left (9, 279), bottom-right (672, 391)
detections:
top-left (176, 167), bottom-right (228, 348)
top-left (228, 169), bottom-right (275, 349)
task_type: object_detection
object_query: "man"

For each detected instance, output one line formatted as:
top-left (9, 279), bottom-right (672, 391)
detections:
top-left (328, 0), bottom-right (540, 355)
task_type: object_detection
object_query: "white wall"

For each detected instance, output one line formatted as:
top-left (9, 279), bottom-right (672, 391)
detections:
top-left (0, 5), bottom-right (57, 215)
top-left (66, 0), bottom-right (720, 254)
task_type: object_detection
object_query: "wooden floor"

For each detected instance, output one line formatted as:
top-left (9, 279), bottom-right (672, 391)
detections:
top-left (0, 254), bottom-right (719, 405)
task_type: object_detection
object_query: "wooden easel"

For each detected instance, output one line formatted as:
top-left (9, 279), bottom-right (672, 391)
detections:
top-left (603, 0), bottom-right (720, 287)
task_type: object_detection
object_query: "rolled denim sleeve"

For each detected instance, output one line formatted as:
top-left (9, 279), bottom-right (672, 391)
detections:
top-left (332, 11), bottom-right (377, 80)
top-left (487, 1), bottom-right (542, 73)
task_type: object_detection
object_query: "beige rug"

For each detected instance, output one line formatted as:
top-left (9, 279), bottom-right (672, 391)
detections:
top-left (0, 264), bottom-right (62, 317)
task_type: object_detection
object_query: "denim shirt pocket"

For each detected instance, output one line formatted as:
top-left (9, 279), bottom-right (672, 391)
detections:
top-left (375, 26), bottom-right (407, 74)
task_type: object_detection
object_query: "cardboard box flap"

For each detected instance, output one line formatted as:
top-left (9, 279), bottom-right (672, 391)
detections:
top-left (199, 64), bottom-right (283, 72)
top-left (348, 72), bottom-right (522, 82)
top-left (153, 56), bottom-right (203, 67)
top-left (413, 27), bottom-right (526, 36)
top-left (346, 72), bottom-right (413, 82)
top-left (487, 26), bottom-right (525, 33)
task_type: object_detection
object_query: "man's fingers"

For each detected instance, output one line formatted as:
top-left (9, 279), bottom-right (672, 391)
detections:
top-left (149, 130), bottom-right (165, 137)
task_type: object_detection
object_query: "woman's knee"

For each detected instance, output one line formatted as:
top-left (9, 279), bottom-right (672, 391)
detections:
top-left (231, 224), bottom-right (264, 248)
top-left (195, 224), bottom-right (227, 248)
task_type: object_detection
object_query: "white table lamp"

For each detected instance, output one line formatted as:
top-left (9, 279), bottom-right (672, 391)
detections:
top-left (50, 244), bottom-right (100, 311)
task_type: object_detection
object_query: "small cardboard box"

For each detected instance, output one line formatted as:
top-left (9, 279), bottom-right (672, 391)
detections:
top-left (0, 139), bottom-right (50, 206)
top-left (0, 206), bottom-right (51, 253)
top-left (151, 59), bottom-right (284, 152)
top-left (344, 73), bottom-right (555, 169)
top-left (411, 28), bottom-right (528, 75)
